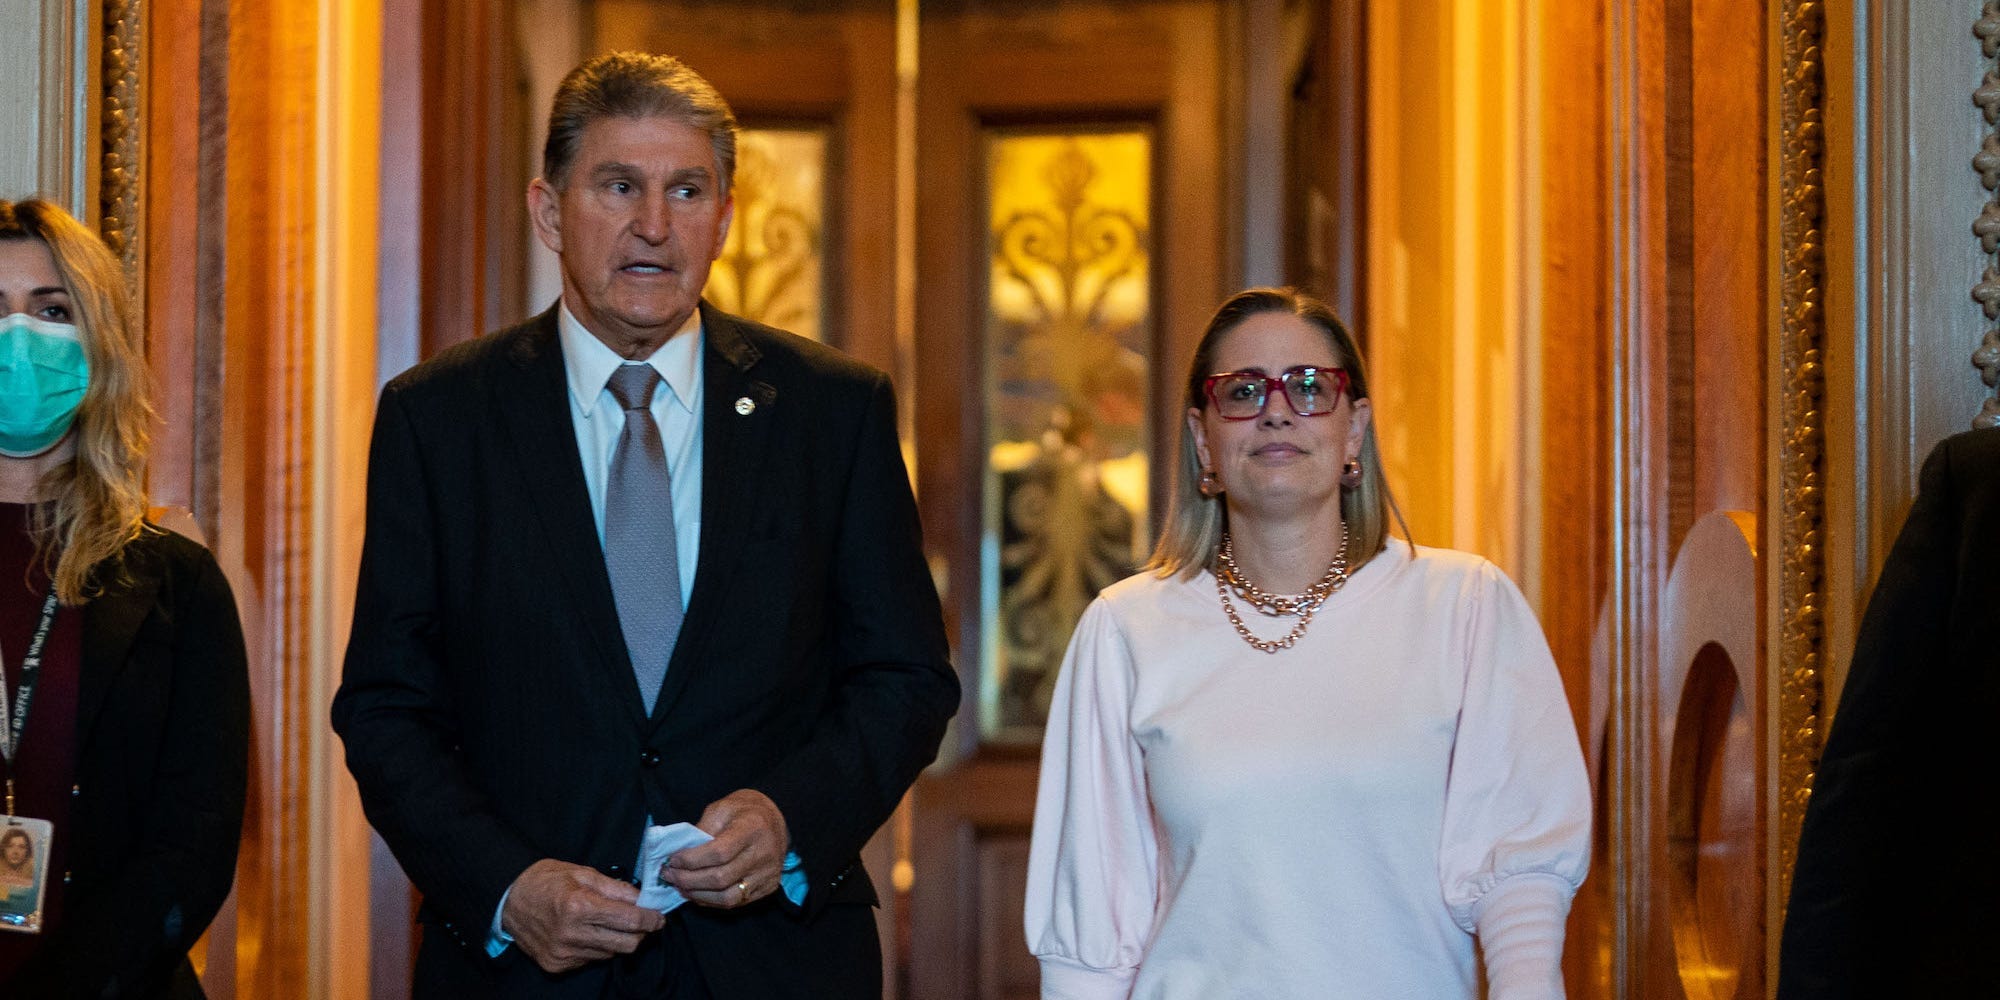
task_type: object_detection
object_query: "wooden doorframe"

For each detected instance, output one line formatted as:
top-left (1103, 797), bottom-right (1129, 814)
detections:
top-left (1596, 0), bottom-right (1826, 994)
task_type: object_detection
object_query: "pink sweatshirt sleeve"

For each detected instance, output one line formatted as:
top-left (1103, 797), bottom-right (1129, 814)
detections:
top-left (1438, 562), bottom-right (1593, 999)
top-left (1024, 598), bottom-right (1157, 1000)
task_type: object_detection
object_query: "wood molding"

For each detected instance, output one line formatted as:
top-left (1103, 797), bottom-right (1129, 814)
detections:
top-left (414, 0), bottom-right (524, 355)
top-left (101, 0), bottom-right (143, 282)
top-left (214, 0), bottom-right (322, 993)
top-left (136, 0), bottom-right (236, 979)
top-left (1771, 0), bottom-right (1829, 937)
top-left (13, 0), bottom-right (95, 214)
top-left (1606, 0), bottom-right (1672, 990)
top-left (1973, 2), bottom-right (2000, 427)
top-left (1535, 0), bottom-right (1612, 993)
top-left (1658, 511), bottom-right (1761, 1000)
top-left (143, 0), bottom-right (207, 515)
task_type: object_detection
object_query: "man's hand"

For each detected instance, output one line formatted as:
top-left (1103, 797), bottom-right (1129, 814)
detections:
top-left (663, 789), bottom-right (790, 908)
top-left (501, 859), bottom-right (665, 974)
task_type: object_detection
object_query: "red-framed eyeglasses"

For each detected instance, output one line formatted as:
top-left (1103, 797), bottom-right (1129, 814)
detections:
top-left (1202, 366), bottom-right (1349, 420)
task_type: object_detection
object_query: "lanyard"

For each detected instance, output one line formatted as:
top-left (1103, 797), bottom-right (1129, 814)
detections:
top-left (0, 589), bottom-right (61, 816)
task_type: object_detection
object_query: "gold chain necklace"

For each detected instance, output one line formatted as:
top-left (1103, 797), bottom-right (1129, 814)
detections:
top-left (1214, 524), bottom-right (1351, 654)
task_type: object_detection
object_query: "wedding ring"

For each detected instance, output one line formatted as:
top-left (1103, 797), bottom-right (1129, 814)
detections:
top-left (736, 880), bottom-right (749, 901)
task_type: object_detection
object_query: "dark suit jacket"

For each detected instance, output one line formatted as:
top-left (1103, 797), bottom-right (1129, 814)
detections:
top-left (1778, 428), bottom-right (2000, 998)
top-left (332, 304), bottom-right (958, 998)
top-left (8, 529), bottom-right (250, 999)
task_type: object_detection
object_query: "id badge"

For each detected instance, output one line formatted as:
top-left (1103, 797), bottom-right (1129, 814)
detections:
top-left (0, 816), bottom-right (52, 933)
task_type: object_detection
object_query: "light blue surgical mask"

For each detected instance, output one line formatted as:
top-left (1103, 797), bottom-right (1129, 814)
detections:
top-left (0, 312), bottom-right (90, 458)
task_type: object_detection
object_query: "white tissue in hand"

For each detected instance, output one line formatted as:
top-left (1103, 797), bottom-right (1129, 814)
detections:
top-left (635, 822), bottom-right (714, 912)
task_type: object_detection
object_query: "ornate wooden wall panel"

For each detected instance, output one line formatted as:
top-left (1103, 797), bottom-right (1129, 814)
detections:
top-left (1688, 0), bottom-right (1767, 541)
top-left (1605, 0), bottom-right (1673, 992)
top-left (134, 0), bottom-right (242, 987)
top-left (1663, 2), bottom-right (1771, 996)
top-left (1604, 0), bottom-right (1777, 995)
top-left (1537, 0), bottom-right (1614, 992)
top-left (215, 0), bottom-right (322, 993)
top-left (416, 0), bottom-right (525, 354)
top-left (143, 0), bottom-right (209, 519)
top-left (1658, 512), bottom-right (1760, 1000)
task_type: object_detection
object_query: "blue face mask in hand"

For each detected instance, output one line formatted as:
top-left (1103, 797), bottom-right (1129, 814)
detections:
top-left (0, 312), bottom-right (90, 458)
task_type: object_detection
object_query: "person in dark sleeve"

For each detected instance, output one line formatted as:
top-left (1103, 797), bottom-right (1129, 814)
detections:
top-left (0, 197), bottom-right (249, 998)
top-left (331, 52), bottom-right (958, 998)
top-left (1778, 427), bottom-right (2000, 998)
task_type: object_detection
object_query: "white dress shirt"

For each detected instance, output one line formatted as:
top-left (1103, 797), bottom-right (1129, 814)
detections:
top-left (557, 301), bottom-right (703, 606)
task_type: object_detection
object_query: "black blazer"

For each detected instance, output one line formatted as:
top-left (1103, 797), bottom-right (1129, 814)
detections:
top-left (8, 528), bottom-right (250, 999)
top-left (333, 304), bottom-right (958, 998)
top-left (1778, 428), bottom-right (2000, 997)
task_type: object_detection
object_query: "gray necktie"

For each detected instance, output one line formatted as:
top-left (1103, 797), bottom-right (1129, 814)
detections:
top-left (604, 363), bottom-right (684, 715)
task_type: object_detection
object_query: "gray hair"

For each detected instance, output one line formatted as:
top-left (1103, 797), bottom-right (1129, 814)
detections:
top-left (542, 51), bottom-right (739, 191)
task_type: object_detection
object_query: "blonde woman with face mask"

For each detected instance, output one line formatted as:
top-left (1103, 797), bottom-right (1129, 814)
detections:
top-left (0, 198), bottom-right (248, 999)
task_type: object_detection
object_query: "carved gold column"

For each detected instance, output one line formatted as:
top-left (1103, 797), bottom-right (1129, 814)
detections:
top-left (1774, 0), bottom-right (1829, 925)
top-left (1973, 3), bottom-right (2000, 427)
top-left (100, 0), bottom-right (144, 280)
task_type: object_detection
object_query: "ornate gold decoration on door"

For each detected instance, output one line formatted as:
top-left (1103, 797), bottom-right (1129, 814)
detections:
top-left (703, 127), bottom-right (828, 342)
top-left (981, 129), bottom-right (1152, 740)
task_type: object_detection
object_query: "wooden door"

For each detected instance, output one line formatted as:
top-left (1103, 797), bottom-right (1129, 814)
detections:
top-left (1643, 2), bottom-right (1769, 996)
top-left (1595, 0), bottom-right (1779, 996)
top-left (906, 3), bottom-right (1228, 997)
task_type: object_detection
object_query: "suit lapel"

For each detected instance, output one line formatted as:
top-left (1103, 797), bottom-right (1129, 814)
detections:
top-left (650, 304), bottom-right (778, 724)
top-left (491, 309), bottom-right (648, 726)
top-left (75, 558), bottom-right (160, 749)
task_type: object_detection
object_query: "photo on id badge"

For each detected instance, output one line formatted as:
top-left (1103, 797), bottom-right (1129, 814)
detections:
top-left (0, 817), bottom-right (51, 932)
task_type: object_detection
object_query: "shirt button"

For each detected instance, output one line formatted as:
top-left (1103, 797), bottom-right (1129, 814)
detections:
top-left (608, 863), bottom-right (625, 876)
top-left (63, 871), bottom-right (72, 884)
top-left (639, 750), bottom-right (662, 768)
top-left (70, 785), bottom-right (80, 797)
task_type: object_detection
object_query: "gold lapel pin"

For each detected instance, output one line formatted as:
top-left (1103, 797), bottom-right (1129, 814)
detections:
top-left (734, 396), bottom-right (756, 416)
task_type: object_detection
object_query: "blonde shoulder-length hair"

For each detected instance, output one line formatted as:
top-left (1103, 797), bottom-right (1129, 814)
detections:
top-left (0, 198), bottom-right (154, 605)
top-left (1146, 286), bottom-right (1411, 580)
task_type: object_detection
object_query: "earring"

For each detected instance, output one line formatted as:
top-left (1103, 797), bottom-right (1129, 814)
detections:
top-left (1340, 460), bottom-right (1363, 490)
top-left (1198, 469), bottom-right (1224, 498)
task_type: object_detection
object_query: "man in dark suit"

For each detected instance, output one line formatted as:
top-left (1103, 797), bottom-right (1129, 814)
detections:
top-left (331, 52), bottom-right (958, 998)
top-left (1777, 427), bottom-right (2000, 998)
